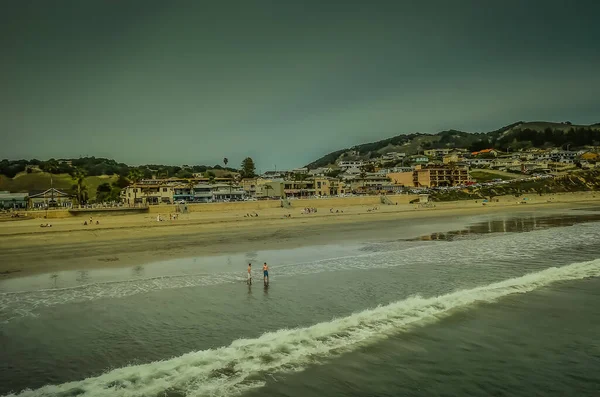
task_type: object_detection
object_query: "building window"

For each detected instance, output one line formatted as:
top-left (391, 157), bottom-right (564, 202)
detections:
top-left (163, 188), bottom-right (167, 192)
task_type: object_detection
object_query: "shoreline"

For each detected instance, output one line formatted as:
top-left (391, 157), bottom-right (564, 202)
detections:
top-left (1, 192), bottom-right (599, 280)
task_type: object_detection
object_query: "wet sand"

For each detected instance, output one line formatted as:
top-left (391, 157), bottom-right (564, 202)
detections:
top-left (0, 192), bottom-right (599, 279)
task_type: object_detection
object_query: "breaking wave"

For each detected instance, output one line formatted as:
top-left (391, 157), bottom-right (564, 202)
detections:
top-left (5, 258), bottom-right (600, 397)
top-left (2, 222), bottom-right (600, 323)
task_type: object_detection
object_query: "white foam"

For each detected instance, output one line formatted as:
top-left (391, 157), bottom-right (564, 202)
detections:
top-left (2, 222), bottom-right (600, 323)
top-left (6, 258), bottom-right (600, 397)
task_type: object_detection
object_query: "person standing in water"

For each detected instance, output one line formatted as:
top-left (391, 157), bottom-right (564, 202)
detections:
top-left (263, 262), bottom-right (269, 285)
top-left (247, 263), bottom-right (252, 285)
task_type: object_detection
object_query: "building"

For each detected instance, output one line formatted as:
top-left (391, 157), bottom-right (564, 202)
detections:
top-left (349, 174), bottom-right (393, 193)
top-left (123, 182), bottom-right (176, 205)
top-left (28, 188), bottom-right (73, 208)
top-left (381, 152), bottom-right (406, 161)
top-left (256, 181), bottom-right (285, 198)
top-left (424, 148), bottom-right (452, 158)
top-left (411, 155), bottom-right (430, 164)
top-left (172, 183), bottom-right (245, 203)
top-left (262, 170), bottom-right (286, 179)
top-left (211, 183), bottom-right (246, 201)
top-left (291, 167), bottom-right (309, 174)
top-left (490, 158), bottom-right (521, 170)
top-left (415, 164), bottom-right (470, 187)
top-left (443, 153), bottom-right (465, 164)
top-left (550, 150), bottom-right (578, 164)
top-left (386, 172), bottom-right (415, 187)
top-left (466, 158), bottom-right (493, 167)
top-left (389, 164), bottom-right (470, 188)
top-left (580, 151), bottom-right (600, 161)
top-left (471, 148), bottom-right (498, 157)
top-left (0, 191), bottom-right (28, 209)
top-left (341, 166), bottom-right (362, 178)
top-left (308, 167), bottom-right (333, 176)
top-left (241, 178), bottom-right (258, 196)
top-left (282, 177), bottom-right (343, 198)
top-left (338, 160), bottom-right (364, 169)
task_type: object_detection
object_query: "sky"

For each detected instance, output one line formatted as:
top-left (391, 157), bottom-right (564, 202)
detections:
top-left (1, 0), bottom-right (599, 171)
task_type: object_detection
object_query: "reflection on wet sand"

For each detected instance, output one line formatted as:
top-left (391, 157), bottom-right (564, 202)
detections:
top-left (412, 213), bottom-right (600, 241)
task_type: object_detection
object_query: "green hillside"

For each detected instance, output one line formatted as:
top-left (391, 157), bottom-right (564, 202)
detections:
top-left (0, 172), bottom-right (117, 200)
top-left (307, 121), bottom-right (600, 169)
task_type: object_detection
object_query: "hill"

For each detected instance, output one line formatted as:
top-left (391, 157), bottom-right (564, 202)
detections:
top-left (306, 121), bottom-right (600, 169)
top-left (0, 172), bottom-right (118, 201)
top-left (0, 157), bottom-right (238, 179)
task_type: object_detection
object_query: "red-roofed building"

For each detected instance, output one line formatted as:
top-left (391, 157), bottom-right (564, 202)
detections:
top-left (471, 148), bottom-right (498, 157)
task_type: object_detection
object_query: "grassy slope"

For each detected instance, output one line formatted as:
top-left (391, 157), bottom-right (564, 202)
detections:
top-left (430, 169), bottom-right (600, 201)
top-left (470, 170), bottom-right (516, 182)
top-left (0, 172), bottom-right (117, 200)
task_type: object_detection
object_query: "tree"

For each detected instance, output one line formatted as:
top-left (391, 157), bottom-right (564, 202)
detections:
top-left (325, 169), bottom-right (343, 178)
top-left (96, 183), bottom-right (113, 203)
top-left (114, 174), bottom-right (130, 189)
top-left (187, 179), bottom-right (195, 200)
top-left (127, 169), bottom-right (143, 205)
top-left (263, 184), bottom-right (274, 198)
top-left (362, 163), bottom-right (375, 172)
top-left (240, 157), bottom-right (256, 178)
top-left (359, 169), bottom-right (367, 188)
top-left (71, 169), bottom-right (88, 206)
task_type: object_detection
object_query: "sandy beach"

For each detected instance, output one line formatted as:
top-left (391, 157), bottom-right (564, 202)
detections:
top-left (1, 191), bottom-right (599, 279)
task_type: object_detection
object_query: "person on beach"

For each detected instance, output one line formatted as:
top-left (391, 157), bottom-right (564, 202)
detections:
top-left (263, 262), bottom-right (269, 285)
top-left (247, 263), bottom-right (252, 285)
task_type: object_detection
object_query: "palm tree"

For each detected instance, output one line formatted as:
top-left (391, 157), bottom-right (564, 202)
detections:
top-left (187, 179), bottom-right (195, 202)
top-left (71, 169), bottom-right (87, 207)
top-left (127, 169), bottom-right (143, 205)
top-left (263, 184), bottom-right (274, 198)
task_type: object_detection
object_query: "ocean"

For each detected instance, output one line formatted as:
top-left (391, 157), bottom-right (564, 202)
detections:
top-left (1, 208), bottom-right (600, 396)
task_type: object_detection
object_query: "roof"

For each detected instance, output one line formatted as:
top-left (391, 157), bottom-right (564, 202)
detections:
top-left (28, 188), bottom-right (71, 198)
top-left (471, 148), bottom-right (496, 155)
top-left (0, 192), bottom-right (28, 200)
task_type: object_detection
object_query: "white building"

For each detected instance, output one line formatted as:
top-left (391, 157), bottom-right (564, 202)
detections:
top-left (338, 160), bottom-right (364, 169)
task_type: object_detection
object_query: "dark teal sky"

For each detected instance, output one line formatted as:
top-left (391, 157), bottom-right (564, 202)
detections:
top-left (1, 1), bottom-right (599, 170)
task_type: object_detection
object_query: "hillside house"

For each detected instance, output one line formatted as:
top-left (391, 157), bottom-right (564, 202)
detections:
top-left (424, 148), bottom-right (452, 158)
top-left (471, 149), bottom-right (498, 157)
top-left (338, 160), bottom-right (364, 169)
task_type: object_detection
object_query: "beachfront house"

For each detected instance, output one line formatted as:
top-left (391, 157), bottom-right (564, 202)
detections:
top-left (388, 164), bottom-right (470, 188)
top-left (0, 191), bottom-right (28, 209)
top-left (28, 188), bottom-right (73, 208)
top-left (350, 174), bottom-right (393, 193)
top-left (211, 183), bottom-right (246, 201)
top-left (255, 181), bottom-right (285, 198)
top-left (386, 171), bottom-right (415, 187)
top-left (123, 182), bottom-right (175, 205)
